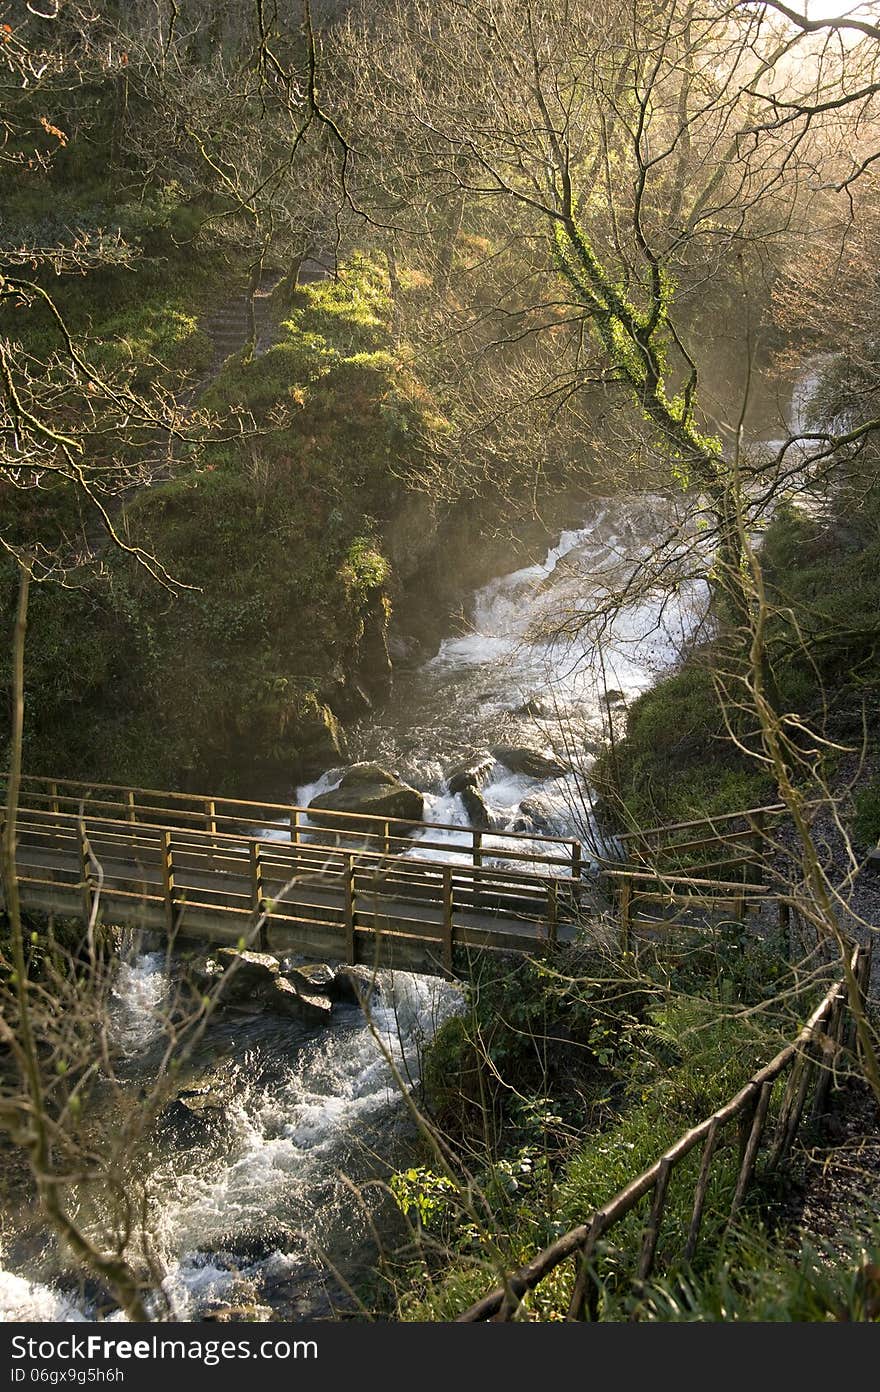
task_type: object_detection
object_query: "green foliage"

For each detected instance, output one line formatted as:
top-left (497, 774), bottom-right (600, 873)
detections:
top-left (395, 932), bottom-right (803, 1321)
top-left (389, 1168), bottom-right (459, 1229)
top-left (627, 1219), bottom-right (880, 1321)
top-left (10, 254), bottom-right (448, 790)
top-left (592, 664), bottom-right (772, 830)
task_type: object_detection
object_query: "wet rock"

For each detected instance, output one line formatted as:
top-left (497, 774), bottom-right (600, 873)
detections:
top-left (476, 690), bottom-right (504, 704)
top-left (297, 696), bottom-right (349, 775)
top-left (215, 948), bottom-right (280, 1001)
top-left (491, 745), bottom-right (568, 780)
top-left (203, 1304), bottom-right (274, 1324)
top-left (518, 797), bottom-right (554, 833)
top-left (308, 762), bottom-right (424, 831)
top-left (331, 964), bottom-right (381, 1007)
top-left (161, 1087), bottom-right (230, 1144)
top-left (514, 696), bottom-right (549, 718)
top-left (445, 753), bottom-right (494, 795)
top-left (283, 962), bottom-right (336, 992)
top-left (271, 976), bottom-right (332, 1024)
top-left (602, 689), bottom-right (626, 707)
top-left (460, 787), bottom-right (492, 831)
top-left (388, 633), bottom-right (424, 667)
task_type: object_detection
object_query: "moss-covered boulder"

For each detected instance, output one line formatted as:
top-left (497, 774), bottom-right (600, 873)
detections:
top-left (308, 762), bottom-right (424, 831)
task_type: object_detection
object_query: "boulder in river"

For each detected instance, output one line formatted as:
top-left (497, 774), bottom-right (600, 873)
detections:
top-left (214, 948), bottom-right (279, 1003)
top-left (514, 696), bottom-right (549, 718)
top-left (459, 786), bottom-right (492, 831)
top-left (308, 762), bottom-right (424, 832)
top-left (445, 753), bottom-right (494, 795)
top-left (491, 745), bottom-right (568, 780)
top-left (271, 976), bottom-right (333, 1024)
top-left (516, 797), bottom-right (561, 835)
top-left (331, 964), bottom-right (381, 1007)
top-left (283, 962), bottom-right (336, 993)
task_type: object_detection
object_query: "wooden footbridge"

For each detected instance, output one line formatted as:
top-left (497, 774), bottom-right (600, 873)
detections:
top-left (1, 776), bottom-right (586, 975)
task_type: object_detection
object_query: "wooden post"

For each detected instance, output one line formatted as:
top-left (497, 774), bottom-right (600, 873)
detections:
top-left (572, 840), bottom-right (582, 907)
top-left (160, 828), bottom-right (176, 935)
top-left (344, 853), bottom-right (355, 964)
top-left (79, 822), bottom-right (92, 926)
top-left (251, 840), bottom-right (267, 949)
top-left (473, 830), bottom-right (483, 909)
top-left (566, 1213), bottom-right (604, 1321)
top-left (684, 1118), bottom-right (720, 1261)
top-left (730, 1081), bottom-right (773, 1215)
top-left (205, 799), bottom-right (216, 836)
top-left (126, 790), bottom-right (136, 849)
top-left (732, 883), bottom-right (745, 924)
top-left (620, 875), bottom-right (633, 954)
top-left (776, 1046), bottom-right (815, 1162)
top-left (383, 819), bottom-right (391, 857)
top-left (442, 864), bottom-right (454, 974)
top-left (636, 1157), bottom-right (673, 1282)
top-left (767, 1054), bottom-right (805, 1171)
top-left (50, 782), bottom-right (59, 818)
top-left (811, 1000), bottom-right (843, 1120)
top-left (751, 811), bottom-right (765, 885)
top-left (290, 809), bottom-right (301, 882)
top-left (547, 879), bottom-right (558, 946)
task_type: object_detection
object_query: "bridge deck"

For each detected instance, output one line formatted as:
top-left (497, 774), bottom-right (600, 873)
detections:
top-left (2, 777), bottom-right (585, 975)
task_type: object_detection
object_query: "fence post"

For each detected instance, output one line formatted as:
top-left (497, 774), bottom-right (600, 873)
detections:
top-left (473, 830), bottom-right (482, 909)
top-left (126, 789), bottom-right (136, 849)
top-left (50, 782), bottom-right (59, 818)
top-left (732, 883), bottom-right (745, 924)
top-left (684, 1118), bottom-right (720, 1261)
top-left (730, 1080), bottom-right (773, 1216)
top-left (442, 865), bottom-right (454, 975)
top-left (79, 821), bottom-right (93, 926)
top-left (383, 819), bottom-right (391, 857)
top-left (751, 811), bottom-right (765, 885)
top-left (566, 1213), bottom-right (604, 1321)
top-left (205, 799), bottom-right (216, 836)
top-left (620, 875), bottom-right (633, 954)
top-left (636, 1157), bottom-right (673, 1283)
top-left (572, 840), bottom-right (582, 907)
top-left (776, 1044), bottom-right (815, 1163)
top-left (547, 879), bottom-right (558, 946)
top-left (344, 853), bottom-right (355, 964)
top-left (250, 841), bottom-right (267, 949)
top-left (160, 828), bottom-right (176, 936)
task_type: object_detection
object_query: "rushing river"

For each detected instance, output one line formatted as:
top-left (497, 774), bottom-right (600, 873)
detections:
top-left (0, 490), bottom-right (712, 1323)
top-left (4, 333), bottom-right (822, 1322)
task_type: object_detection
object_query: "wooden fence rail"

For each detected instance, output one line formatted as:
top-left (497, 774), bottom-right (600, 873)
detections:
top-left (458, 942), bottom-right (871, 1321)
top-left (597, 803), bottom-right (796, 945)
top-left (1, 791), bottom-right (583, 973)
top-left (3, 774), bottom-right (583, 881)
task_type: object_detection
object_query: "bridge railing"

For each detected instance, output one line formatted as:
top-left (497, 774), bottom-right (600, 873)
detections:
top-left (458, 941), bottom-right (871, 1320)
top-left (597, 803), bottom-right (790, 944)
top-left (7, 774), bottom-right (583, 882)
top-left (7, 802), bottom-right (577, 969)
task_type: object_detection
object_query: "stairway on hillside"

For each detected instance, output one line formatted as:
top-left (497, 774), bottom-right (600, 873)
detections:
top-left (202, 268), bottom-right (283, 377)
top-left (78, 253), bottom-right (335, 561)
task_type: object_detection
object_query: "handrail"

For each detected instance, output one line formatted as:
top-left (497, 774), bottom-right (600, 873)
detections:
top-left (9, 773), bottom-right (580, 853)
top-left (458, 942), bottom-right (870, 1321)
top-left (8, 805), bottom-right (578, 881)
top-left (614, 803), bottom-right (785, 843)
